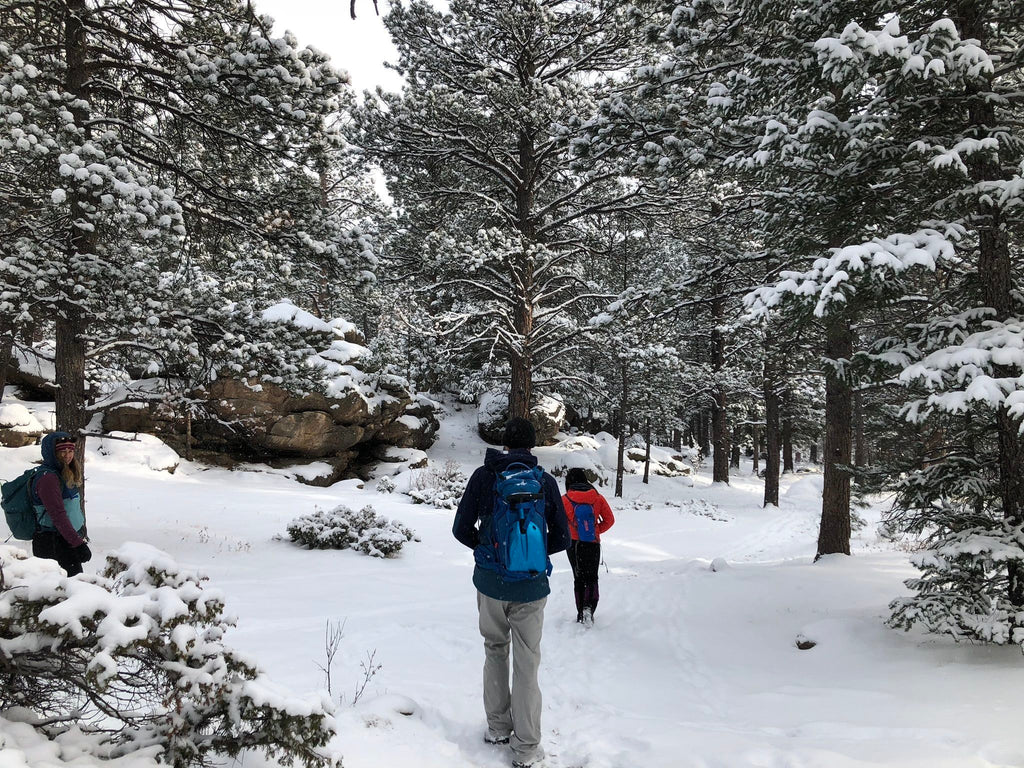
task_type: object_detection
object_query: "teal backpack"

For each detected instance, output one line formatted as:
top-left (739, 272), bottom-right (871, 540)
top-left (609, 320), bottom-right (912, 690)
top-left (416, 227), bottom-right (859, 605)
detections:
top-left (1, 468), bottom-right (41, 541)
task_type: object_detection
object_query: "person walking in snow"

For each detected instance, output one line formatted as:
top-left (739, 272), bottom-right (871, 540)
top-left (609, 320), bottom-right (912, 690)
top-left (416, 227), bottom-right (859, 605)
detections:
top-left (452, 417), bottom-right (571, 768)
top-left (31, 431), bottom-right (92, 576)
top-left (562, 467), bottom-right (614, 626)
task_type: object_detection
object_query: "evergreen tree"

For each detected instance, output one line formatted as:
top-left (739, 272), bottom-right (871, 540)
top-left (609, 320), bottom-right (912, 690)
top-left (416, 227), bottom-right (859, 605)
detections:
top-left (0, 544), bottom-right (338, 767)
top-left (0, 1), bottom-right (373, 453)
top-left (358, 0), bottom-right (675, 418)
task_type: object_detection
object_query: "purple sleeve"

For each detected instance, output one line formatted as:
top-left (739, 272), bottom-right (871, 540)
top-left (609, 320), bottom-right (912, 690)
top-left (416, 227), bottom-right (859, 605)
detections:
top-left (35, 472), bottom-right (85, 547)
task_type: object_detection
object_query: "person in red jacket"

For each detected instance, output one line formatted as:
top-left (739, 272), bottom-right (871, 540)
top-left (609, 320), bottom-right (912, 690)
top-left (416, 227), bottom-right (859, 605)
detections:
top-left (561, 467), bottom-right (614, 625)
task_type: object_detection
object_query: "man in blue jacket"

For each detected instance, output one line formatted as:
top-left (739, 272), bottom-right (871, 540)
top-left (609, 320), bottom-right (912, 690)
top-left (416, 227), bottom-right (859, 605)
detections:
top-left (453, 417), bottom-right (570, 768)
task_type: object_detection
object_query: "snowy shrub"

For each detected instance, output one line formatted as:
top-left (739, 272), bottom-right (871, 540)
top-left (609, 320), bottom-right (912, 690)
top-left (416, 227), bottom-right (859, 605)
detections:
top-left (287, 504), bottom-right (418, 557)
top-left (375, 475), bottom-right (396, 494)
top-left (0, 543), bottom-right (338, 768)
top-left (406, 460), bottom-right (466, 509)
top-left (885, 455), bottom-right (1024, 647)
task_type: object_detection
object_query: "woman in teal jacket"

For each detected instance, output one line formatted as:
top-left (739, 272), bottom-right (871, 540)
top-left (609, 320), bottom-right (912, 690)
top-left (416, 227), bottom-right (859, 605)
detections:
top-left (30, 432), bottom-right (91, 576)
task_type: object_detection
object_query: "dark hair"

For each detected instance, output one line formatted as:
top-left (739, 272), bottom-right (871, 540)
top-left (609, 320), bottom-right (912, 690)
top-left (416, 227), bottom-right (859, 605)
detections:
top-left (565, 467), bottom-right (588, 486)
top-left (502, 417), bottom-right (536, 449)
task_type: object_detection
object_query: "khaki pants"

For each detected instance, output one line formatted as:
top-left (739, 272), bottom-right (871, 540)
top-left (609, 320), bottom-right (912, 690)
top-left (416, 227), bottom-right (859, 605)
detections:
top-left (477, 592), bottom-right (546, 765)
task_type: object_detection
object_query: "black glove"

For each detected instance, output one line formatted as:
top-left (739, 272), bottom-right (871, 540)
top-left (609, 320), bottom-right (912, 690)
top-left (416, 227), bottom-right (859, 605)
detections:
top-left (73, 542), bottom-right (92, 563)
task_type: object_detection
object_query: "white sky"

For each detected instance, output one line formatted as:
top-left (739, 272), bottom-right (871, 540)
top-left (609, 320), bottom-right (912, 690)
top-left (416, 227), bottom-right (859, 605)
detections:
top-left (252, 0), bottom-right (404, 92)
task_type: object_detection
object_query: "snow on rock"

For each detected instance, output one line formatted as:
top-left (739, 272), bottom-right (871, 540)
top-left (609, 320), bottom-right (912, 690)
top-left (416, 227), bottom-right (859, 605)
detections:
top-left (0, 403), bottom-right (43, 432)
top-left (91, 431), bottom-right (180, 472)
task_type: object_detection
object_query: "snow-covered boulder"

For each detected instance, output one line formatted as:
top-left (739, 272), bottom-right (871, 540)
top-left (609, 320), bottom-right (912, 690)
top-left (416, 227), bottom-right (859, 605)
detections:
top-left (0, 403), bottom-right (46, 448)
top-left (476, 390), bottom-right (566, 446)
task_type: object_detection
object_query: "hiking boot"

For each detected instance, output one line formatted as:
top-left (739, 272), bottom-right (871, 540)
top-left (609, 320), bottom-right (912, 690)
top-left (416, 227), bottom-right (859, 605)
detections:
top-left (484, 731), bottom-right (511, 745)
top-left (512, 746), bottom-right (545, 766)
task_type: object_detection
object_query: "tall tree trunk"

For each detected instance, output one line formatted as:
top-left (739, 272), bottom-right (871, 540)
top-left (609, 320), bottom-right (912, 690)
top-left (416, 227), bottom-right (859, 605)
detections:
top-left (710, 297), bottom-right (729, 484)
top-left (185, 409), bottom-right (194, 462)
top-left (698, 410), bottom-right (710, 457)
top-left (817, 315), bottom-right (854, 558)
top-left (0, 332), bottom-right (12, 404)
top-left (730, 443), bottom-right (740, 468)
top-left (751, 425), bottom-right (760, 475)
top-left (642, 418), bottom-right (651, 484)
top-left (672, 428), bottom-right (681, 452)
top-left (615, 362), bottom-right (627, 498)
top-left (763, 357), bottom-right (781, 507)
top-left (782, 412), bottom-right (794, 473)
top-left (59, 0), bottom-right (93, 526)
top-left (509, 338), bottom-right (532, 420)
top-left (810, 443), bottom-right (818, 464)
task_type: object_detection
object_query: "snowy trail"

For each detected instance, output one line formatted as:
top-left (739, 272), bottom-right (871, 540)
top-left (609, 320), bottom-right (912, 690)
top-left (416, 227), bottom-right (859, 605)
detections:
top-left (5, 400), bottom-right (1024, 768)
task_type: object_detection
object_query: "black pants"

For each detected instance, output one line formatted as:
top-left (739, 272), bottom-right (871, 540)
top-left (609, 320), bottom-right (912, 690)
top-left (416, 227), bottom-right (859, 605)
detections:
top-left (32, 530), bottom-right (84, 577)
top-left (566, 540), bottom-right (601, 619)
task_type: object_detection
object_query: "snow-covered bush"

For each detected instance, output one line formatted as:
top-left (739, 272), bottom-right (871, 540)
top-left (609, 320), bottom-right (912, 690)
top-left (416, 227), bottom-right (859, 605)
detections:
top-left (287, 505), bottom-right (418, 558)
top-left (0, 544), bottom-right (338, 768)
top-left (885, 453), bottom-right (1024, 647)
top-left (407, 460), bottom-right (466, 509)
top-left (375, 475), bottom-right (396, 494)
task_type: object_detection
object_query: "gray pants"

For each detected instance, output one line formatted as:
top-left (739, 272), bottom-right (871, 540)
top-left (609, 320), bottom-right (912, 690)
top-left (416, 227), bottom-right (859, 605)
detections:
top-left (477, 592), bottom-right (546, 764)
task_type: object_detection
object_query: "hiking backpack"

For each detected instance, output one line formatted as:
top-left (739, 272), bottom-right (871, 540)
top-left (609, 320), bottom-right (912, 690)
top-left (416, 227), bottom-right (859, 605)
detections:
top-left (1, 468), bottom-right (41, 541)
top-left (569, 499), bottom-right (597, 542)
top-left (482, 462), bottom-right (551, 582)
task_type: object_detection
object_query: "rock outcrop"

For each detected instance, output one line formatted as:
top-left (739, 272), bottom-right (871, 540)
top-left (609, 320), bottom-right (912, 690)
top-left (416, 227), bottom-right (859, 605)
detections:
top-left (3, 310), bottom-right (440, 481)
top-left (101, 378), bottom-right (439, 481)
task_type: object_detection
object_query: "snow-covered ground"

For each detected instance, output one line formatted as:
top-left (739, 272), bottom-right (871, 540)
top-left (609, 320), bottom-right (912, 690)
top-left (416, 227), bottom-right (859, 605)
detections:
top-left (3, 391), bottom-right (1024, 768)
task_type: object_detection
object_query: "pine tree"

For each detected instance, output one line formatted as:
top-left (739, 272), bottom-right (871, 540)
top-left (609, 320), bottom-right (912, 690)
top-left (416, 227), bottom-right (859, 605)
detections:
top-left (358, 0), bottom-right (675, 418)
top-left (0, 1), bottom-right (373, 451)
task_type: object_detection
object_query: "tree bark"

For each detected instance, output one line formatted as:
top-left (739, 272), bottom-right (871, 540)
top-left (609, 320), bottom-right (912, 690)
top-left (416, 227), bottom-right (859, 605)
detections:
top-left (710, 298), bottom-right (729, 484)
top-left (697, 410), bottom-right (710, 456)
top-left (763, 356), bottom-right (781, 507)
top-left (751, 425), bottom-right (760, 475)
top-left (730, 443), bottom-right (740, 469)
top-left (782, 409), bottom-right (794, 473)
top-left (0, 333), bottom-right (12, 404)
top-left (615, 362), bottom-right (627, 498)
top-left (816, 315), bottom-right (854, 558)
top-left (59, 0), bottom-right (93, 525)
top-left (185, 409), bottom-right (194, 462)
top-left (642, 418), bottom-right (651, 484)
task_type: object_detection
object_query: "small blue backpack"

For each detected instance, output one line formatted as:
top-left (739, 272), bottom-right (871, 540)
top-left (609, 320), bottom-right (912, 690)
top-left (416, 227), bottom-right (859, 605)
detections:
top-left (1, 468), bottom-right (41, 541)
top-left (569, 500), bottom-right (597, 542)
top-left (479, 463), bottom-right (551, 582)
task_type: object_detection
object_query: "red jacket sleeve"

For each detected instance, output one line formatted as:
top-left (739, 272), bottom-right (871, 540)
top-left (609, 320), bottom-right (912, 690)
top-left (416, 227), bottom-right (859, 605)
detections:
top-left (35, 472), bottom-right (85, 547)
top-left (595, 494), bottom-right (615, 535)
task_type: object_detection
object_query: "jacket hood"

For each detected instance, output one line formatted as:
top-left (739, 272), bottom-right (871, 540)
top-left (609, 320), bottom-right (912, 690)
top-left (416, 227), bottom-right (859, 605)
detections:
top-left (40, 431), bottom-right (74, 471)
top-left (484, 447), bottom-right (538, 473)
top-left (565, 486), bottom-right (602, 504)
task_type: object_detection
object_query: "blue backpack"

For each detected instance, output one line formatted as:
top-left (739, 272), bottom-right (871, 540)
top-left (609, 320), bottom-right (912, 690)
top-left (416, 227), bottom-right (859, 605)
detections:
top-left (479, 463), bottom-right (551, 582)
top-left (1, 468), bottom-right (41, 541)
top-left (569, 500), bottom-right (597, 542)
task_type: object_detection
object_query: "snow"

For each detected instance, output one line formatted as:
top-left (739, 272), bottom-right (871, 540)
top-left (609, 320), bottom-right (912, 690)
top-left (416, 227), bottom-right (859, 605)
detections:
top-left (2, 398), bottom-right (1024, 767)
top-left (0, 403), bottom-right (44, 432)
